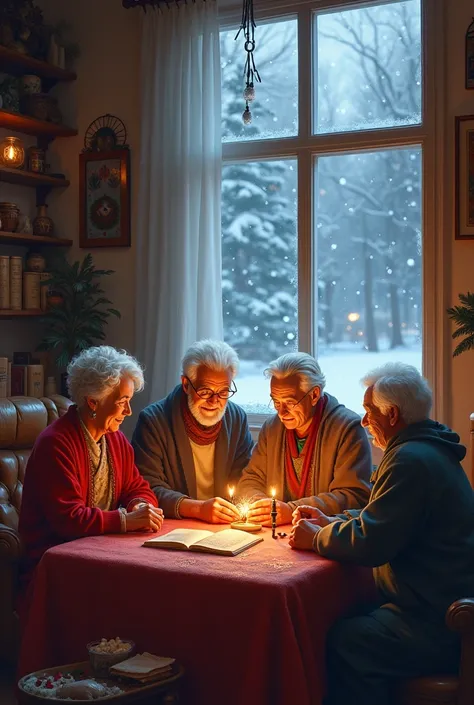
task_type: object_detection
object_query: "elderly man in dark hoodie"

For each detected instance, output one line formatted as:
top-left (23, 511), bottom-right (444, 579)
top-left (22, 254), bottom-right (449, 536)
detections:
top-left (238, 352), bottom-right (372, 526)
top-left (290, 362), bottom-right (474, 705)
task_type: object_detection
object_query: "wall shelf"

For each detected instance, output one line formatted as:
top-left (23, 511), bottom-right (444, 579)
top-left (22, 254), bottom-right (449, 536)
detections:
top-left (0, 309), bottom-right (43, 318)
top-left (0, 232), bottom-right (72, 247)
top-left (0, 46), bottom-right (76, 83)
top-left (0, 166), bottom-right (69, 189)
top-left (0, 110), bottom-right (77, 138)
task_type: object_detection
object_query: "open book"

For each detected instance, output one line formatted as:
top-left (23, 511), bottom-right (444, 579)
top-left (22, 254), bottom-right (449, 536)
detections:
top-left (143, 528), bottom-right (263, 556)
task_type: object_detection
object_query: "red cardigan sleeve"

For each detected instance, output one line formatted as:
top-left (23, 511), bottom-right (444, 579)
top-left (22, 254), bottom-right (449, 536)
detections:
top-left (35, 434), bottom-right (122, 538)
top-left (115, 433), bottom-right (159, 510)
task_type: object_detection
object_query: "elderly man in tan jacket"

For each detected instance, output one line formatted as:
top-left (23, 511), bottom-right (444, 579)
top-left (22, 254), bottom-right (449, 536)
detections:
top-left (238, 352), bottom-right (372, 526)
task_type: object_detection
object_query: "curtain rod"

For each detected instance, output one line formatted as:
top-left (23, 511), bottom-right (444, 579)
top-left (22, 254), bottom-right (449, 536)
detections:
top-left (122, 0), bottom-right (206, 8)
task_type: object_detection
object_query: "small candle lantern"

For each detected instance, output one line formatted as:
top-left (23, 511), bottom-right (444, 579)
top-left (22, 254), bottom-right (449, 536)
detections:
top-left (0, 137), bottom-right (25, 169)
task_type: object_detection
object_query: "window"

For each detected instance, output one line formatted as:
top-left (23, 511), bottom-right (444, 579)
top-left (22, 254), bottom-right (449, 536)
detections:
top-left (220, 0), bottom-right (435, 417)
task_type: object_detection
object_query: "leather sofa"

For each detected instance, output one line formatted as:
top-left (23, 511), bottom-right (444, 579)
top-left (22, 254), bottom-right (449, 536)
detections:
top-left (0, 395), bottom-right (72, 665)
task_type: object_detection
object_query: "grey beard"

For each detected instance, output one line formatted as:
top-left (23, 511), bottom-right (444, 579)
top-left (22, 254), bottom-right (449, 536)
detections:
top-left (188, 395), bottom-right (226, 427)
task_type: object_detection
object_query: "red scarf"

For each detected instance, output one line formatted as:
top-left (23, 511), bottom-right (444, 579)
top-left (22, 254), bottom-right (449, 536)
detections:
top-left (285, 395), bottom-right (328, 499)
top-left (181, 390), bottom-right (223, 446)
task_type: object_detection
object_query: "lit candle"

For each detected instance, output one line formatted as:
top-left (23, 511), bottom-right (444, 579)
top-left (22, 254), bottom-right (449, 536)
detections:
top-left (240, 502), bottom-right (249, 523)
top-left (270, 487), bottom-right (276, 499)
top-left (228, 485), bottom-right (235, 504)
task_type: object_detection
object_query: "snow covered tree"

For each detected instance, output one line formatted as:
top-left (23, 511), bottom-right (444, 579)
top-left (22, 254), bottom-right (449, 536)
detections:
top-left (221, 29), bottom-right (298, 360)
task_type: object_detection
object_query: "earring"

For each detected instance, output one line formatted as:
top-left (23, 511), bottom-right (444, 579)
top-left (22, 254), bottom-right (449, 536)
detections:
top-left (89, 409), bottom-right (97, 419)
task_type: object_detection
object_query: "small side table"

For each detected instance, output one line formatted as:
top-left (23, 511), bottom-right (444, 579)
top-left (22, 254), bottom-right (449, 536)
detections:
top-left (17, 659), bottom-right (185, 705)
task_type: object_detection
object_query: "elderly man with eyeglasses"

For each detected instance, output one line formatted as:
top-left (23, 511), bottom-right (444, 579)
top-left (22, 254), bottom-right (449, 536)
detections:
top-left (238, 352), bottom-right (372, 526)
top-left (132, 340), bottom-right (252, 523)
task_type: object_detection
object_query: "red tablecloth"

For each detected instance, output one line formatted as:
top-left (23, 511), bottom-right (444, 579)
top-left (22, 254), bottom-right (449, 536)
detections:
top-left (19, 520), bottom-right (374, 705)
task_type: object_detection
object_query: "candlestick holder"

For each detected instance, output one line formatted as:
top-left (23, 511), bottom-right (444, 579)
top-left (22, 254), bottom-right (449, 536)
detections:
top-left (271, 497), bottom-right (278, 539)
top-left (230, 520), bottom-right (262, 532)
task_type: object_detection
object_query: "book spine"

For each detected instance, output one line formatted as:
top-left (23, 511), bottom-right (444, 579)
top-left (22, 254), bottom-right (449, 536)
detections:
top-left (10, 256), bottom-right (23, 310)
top-left (40, 272), bottom-right (51, 312)
top-left (11, 365), bottom-right (27, 395)
top-left (0, 256), bottom-right (10, 309)
top-left (23, 272), bottom-right (40, 310)
top-left (0, 357), bottom-right (8, 399)
top-left (27, 364), bottom-right (44, 398)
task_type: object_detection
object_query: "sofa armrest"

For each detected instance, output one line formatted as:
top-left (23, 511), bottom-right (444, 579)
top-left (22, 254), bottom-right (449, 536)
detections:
top-left (446, 599), bottom-right (474, 705)
top-left (0, 525), bottom-right (21, 562)
top-left (446, 598), bottom-right (474, 634)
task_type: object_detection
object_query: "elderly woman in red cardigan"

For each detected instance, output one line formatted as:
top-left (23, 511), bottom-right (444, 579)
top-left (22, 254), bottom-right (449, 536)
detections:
top-left (19, 345), bottom-right (163, 593)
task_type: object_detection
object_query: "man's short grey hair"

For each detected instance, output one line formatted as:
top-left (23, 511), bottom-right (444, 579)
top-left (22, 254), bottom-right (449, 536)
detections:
top-left (264, 352), bottom-right (326, 393)
top-left (181, 339), bottom-right (239, 382)
top-left (67, 345), bottom-right (144, 405)
top-left (361, 362), bottom-right (432, 424)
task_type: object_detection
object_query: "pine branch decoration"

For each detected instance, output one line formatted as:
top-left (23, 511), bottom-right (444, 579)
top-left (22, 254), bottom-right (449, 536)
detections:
top-left (447, 292), bottom-right (474, 356)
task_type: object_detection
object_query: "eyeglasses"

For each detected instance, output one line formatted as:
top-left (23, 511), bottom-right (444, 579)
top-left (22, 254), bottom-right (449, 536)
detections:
top-left (185, 376), bottom-right (237, 400)
top-left (270, 386), bottom-right (316, 411)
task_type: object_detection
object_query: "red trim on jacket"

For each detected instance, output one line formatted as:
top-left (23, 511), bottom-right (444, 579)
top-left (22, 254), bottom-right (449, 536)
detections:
top-left (19, 405), bottom-right (157, 581)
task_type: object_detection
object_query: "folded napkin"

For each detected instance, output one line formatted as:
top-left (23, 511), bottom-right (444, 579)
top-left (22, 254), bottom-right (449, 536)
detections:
top-left (110, 653), bottom-right (175, 682)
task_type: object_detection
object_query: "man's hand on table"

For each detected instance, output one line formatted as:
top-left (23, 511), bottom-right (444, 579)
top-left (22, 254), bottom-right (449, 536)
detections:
top-left (292, 505), bottom-right (339, 527)
top-left (125, 504), bottom-right (164, 532)
top-left (178, 497), bottom-right (240, 523)
top-left (290, 506), bottom-right (341, 550)
top-left (199, 497), bottom-right (241, 523)
top-left (289, 519), bottom-right (321, 551)
top-left (247, 499), bottom-right (293, 527)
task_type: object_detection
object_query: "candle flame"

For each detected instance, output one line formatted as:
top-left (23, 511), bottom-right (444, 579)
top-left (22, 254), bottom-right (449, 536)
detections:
top-left (270, 487), bottom-right (276, 498)
top-left (238, 502), bottom-right (249, 522)
top-left (228, 485), bottom-right (235, 499)
top-left (7, 145), bottom-right (15, 161)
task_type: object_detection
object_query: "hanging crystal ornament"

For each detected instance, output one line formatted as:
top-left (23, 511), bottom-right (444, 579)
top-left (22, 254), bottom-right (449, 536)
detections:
top-left (242, 106), bottom-right (252, 124)
top-left (235, 0), bottom-right (261, 125)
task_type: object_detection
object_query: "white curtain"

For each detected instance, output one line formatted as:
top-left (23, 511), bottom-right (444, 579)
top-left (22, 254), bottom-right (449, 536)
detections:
top-left (136, 0), bottom-right (223, 406)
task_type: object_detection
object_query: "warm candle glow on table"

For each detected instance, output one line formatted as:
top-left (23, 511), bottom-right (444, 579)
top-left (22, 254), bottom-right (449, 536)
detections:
top-left (239, 502), bottom-right (249, 521)
top-left (230, 501), bottom-right (261, 532)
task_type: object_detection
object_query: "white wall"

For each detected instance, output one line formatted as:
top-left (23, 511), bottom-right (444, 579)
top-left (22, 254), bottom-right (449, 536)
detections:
top-left (38, 0), bottom-right (141, 359)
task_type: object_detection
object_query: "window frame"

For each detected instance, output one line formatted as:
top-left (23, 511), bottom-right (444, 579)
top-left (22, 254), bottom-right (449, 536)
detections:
top-left (220, 0), bottom-right (447, 429)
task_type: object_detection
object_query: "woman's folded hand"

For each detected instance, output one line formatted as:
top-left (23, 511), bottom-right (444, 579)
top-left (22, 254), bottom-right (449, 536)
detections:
top-left (125, 504), bottom-right (164, 532)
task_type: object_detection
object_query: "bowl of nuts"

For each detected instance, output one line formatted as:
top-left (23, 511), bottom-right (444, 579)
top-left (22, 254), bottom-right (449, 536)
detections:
top-left (87, 637), bottom-right (135, 677)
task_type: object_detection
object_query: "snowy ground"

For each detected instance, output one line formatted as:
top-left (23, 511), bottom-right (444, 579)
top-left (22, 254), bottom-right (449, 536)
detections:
top-left (233, 343), bottom-right (422, 416)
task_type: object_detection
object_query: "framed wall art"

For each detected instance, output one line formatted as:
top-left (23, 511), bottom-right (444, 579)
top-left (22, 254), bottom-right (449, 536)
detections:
top-left (79, 148), bottom-right (130, 248)
top-left (455, 115), bottom-right (474, 240)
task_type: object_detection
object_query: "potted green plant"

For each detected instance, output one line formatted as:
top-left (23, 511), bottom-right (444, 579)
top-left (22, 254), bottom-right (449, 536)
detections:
top-left (37, 254), bottom-right (121, 388)
top-left (447, 292), bottom-right (474, 356)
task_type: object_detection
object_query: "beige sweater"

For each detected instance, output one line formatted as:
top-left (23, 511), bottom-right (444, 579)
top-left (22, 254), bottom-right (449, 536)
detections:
top-left (237, 393), bottom-right (372, 514)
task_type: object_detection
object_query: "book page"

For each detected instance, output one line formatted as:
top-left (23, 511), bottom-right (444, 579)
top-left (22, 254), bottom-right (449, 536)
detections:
top-left (143, 528), bottom-right (212, 550)
top-left (191, 529), bottom-right (263, 556)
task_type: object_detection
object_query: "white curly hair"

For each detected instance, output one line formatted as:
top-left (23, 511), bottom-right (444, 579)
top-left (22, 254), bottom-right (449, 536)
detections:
top-left (67, 346), bottom-right (144, 405)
